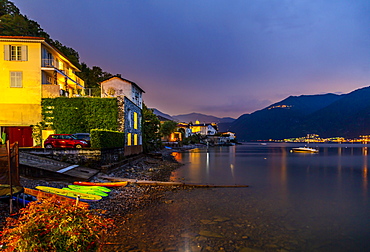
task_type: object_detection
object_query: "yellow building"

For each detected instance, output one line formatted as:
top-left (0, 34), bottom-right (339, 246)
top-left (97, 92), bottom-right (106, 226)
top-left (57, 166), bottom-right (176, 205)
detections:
top-left (0, 36), bottom-right (84, 147)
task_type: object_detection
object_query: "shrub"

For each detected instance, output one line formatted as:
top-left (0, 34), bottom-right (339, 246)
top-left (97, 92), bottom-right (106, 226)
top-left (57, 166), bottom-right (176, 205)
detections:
top-left (0, 196), bottom-right (114, 252)
top-left (90, 129), bottom-right (125, 148)
top-left (42, 97), bottom-right (119, 134)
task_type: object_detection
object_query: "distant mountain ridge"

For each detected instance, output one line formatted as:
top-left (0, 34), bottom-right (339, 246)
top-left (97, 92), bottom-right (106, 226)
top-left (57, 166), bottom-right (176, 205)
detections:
top-left (151, 111), bottom-right (235, 132)
top-left (229, 86), bottom-right (370, 141)
top-left (172, 113), bottom-right (235, 124)
top-left (151, 108), bottom-right (175, 121)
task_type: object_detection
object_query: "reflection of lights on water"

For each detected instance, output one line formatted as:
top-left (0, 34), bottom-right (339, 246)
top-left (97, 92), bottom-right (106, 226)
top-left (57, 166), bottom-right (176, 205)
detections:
top-left (363, 147), bottom-right (368, 156)
top-left (363, 150), bottom-right (368, 200)
top-left (230, 163), bottom-right (234, 179)
top-left (206, 152), bottom-right (209, 169)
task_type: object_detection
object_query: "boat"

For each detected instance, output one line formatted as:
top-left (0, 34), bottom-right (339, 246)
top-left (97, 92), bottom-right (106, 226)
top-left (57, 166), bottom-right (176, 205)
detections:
top-left (290, 147), bottom-right (319, 153)
top-left (73, 181), bottom-right (128, 187)
top-left (12, 193), bottom-right (37, 206)
top-left (35, 186), bottom-right (102, 201)
top-left (68, 184), bottom-right (111, 192)
top-left (63, 187), bottom-right (108, 197)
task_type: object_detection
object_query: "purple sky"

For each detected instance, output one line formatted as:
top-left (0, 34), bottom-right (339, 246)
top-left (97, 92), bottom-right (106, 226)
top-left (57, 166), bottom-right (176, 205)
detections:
top-left (12, 0), bottom-right (370, 118)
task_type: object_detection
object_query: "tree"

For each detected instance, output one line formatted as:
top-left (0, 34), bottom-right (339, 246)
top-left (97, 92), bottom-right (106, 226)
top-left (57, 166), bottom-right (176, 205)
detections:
top-left (160, 121), bottom-right (178, 141)
top-left (77, 64), bottom-right (113, 96)
top-left (0, 0), bottom-right (19, 16)
top-left (0, 0), bottom-right (115, 93)
top-left (142, 104), bottom-right (162, 153)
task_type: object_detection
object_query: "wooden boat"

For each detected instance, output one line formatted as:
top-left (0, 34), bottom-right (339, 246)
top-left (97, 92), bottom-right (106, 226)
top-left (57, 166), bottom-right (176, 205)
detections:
top-left (35, 186), bottom-right (102, 201)
top-left (290, 147), bottom-right (319, 153)
top-left (73, 181), bottom-right (128, 187)
top-left (63, 187), bottom-right (108, 197)
top-left (68, 184), bottom-right (111, 192)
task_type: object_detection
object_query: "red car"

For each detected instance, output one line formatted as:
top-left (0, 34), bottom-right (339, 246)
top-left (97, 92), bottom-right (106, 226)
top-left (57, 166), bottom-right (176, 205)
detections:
top-left (44, 134), bottom-right (89, 149)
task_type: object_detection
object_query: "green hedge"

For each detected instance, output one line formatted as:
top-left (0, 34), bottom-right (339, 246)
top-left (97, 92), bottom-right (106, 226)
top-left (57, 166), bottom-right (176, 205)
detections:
top-left (42, 97), bottom-right (119, 134)
top-left (90, 129), bottom-right (125, 148)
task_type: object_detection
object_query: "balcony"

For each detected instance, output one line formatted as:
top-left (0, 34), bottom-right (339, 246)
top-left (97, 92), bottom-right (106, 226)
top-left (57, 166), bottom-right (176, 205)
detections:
top-left (41, 58), bottom-right (84, 89)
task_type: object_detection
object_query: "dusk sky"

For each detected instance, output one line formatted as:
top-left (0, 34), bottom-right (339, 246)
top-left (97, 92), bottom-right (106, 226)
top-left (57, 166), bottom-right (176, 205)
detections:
top-left (12, 0), bottom-right (370, 119)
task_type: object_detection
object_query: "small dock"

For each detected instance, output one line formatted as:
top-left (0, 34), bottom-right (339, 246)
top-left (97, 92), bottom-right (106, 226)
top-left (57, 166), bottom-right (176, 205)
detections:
top-left (19, 152), bottom-right (99, 181)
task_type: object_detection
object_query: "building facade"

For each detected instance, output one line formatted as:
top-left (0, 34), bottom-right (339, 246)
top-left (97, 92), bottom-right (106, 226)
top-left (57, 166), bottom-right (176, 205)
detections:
top-left (0, 36), bottom-right (84, 147)
top-left (101, 76), bottom-right (145, 155)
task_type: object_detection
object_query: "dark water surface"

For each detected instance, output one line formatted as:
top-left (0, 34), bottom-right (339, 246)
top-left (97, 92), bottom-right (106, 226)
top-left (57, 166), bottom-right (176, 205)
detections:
top-left (108, 143), bottom-right (370, 251)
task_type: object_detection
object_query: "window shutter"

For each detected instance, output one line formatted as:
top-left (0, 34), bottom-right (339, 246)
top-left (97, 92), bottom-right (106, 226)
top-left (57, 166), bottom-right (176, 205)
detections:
top-left (21, 45), bottom-right (28, 61)
top-left (4, 45), bottom-right (10, 60)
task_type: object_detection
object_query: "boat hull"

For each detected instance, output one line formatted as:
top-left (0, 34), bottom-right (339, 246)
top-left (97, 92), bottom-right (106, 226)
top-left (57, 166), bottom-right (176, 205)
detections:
top-left (63, 187), bottom-right (108, 197)
top-left (68, 184), bottom-right (111, 192)
top-left (73, 181), bottom-right (128, 187)
top-left (35, 186), bottom-right (102, 201)
top-left (291, 147), bottom-right (319, 153)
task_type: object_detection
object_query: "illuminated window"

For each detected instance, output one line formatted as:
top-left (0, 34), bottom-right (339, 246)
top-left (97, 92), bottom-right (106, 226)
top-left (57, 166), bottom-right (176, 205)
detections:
top-left (127, 133), bottom-right (132, 146)
top-left (134, 112), bottom-right (138, 129)
top-left (134, 134), bottom-right (138, 145)
top-left (4, 45), bottom-right (28, 61)
top-left (10, 71), bottom-right (22, 88)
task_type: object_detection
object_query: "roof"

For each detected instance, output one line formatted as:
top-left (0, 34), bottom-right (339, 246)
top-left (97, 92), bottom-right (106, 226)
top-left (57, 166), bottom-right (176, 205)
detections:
top-left (101, 76), bottom-right (145, 93)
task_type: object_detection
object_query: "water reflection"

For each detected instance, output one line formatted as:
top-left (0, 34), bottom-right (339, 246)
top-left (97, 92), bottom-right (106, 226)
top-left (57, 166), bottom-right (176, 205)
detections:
top-left (169, 143), bottom-right (370, 250)
top-left (110, 143), bottom-right (370, 251)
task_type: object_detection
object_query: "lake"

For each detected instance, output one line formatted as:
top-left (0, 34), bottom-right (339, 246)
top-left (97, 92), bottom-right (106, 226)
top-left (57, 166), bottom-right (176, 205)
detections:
top-left (109, 143), bottom-right (370, 251)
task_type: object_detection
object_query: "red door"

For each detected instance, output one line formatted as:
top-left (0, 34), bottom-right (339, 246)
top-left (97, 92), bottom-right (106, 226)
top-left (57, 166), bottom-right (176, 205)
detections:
top-left (5, 127), bottom-right (33, 147)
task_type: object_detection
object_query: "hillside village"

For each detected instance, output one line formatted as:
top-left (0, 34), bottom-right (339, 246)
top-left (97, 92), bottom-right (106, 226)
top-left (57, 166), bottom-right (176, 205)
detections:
top-left (0, 36), bottom-right (236, 154)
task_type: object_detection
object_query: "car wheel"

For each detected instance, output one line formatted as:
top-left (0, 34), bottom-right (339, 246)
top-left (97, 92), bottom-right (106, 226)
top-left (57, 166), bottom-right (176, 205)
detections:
top-left (75, 144), bottom-right (83, 148)
top-left (45, 144), bottom-right (53, 149)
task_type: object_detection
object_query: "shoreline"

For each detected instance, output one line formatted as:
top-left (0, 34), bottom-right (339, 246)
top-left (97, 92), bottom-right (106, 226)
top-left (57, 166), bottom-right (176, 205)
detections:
top-left (0, 148), bottom-right (187, 230)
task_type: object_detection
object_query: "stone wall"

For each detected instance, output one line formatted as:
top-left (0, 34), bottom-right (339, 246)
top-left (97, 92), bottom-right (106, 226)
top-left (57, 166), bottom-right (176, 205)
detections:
top-left (21, 147), bottom-right (126, 168)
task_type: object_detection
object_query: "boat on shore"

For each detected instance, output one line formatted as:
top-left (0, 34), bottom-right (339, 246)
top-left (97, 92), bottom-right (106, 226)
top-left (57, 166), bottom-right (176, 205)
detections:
top-left (73, 181), bottom-right (128, 187)
top-left (35, 186), bottom-right (102, 201)
top-left (290, 147), bottom-right (319, 153)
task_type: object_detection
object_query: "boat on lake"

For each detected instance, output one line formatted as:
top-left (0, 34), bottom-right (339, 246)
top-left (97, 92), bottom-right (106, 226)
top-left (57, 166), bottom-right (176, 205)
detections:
top-left (290, 147), bottom-right (319, 153)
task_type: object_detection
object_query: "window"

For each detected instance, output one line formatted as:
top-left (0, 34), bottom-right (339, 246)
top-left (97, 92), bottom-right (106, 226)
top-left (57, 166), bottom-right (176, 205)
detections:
top-left (127, 133), bottom-right (132, 146)
top-left (127, 109), bottom-right (132, 128)
top-left (10, 72), bottom-right (22, 88)
top-left (134, 134), bottom-right (138, 145)
top-left (134, 112), bottom-right (138, 129)
top-left (4, 45), bottom-right (28, 61)
top-left (11, 45), bottom-right (21, 60)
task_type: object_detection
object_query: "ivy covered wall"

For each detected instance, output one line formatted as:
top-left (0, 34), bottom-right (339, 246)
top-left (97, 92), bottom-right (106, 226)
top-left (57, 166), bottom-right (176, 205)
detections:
top-left (42, 97), bottom-right (120, 134)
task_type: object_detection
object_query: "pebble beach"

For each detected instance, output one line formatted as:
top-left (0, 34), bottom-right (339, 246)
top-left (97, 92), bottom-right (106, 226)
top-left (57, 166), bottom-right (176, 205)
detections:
top-left (0, 150), bottom-right (183, 232)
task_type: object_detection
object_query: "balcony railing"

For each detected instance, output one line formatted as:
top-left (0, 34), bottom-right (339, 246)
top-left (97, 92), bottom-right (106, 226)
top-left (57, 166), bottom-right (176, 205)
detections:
top-left (42, 58), bottom-right (56, 68)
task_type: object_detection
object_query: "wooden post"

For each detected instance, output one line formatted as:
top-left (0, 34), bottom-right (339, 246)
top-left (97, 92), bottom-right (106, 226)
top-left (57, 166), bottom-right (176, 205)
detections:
top-left (7, 140), bottom-right (13, 214)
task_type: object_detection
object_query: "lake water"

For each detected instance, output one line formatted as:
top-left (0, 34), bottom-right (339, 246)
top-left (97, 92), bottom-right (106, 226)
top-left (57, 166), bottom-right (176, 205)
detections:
top-left (109, 143), bottom-right (370, 251)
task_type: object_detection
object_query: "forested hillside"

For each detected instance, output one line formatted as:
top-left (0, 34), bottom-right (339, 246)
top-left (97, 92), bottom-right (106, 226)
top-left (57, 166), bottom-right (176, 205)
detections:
top-left (229, 87), bottom-right (370, 141)
top-left (0, 0), bottom-right (113, 93)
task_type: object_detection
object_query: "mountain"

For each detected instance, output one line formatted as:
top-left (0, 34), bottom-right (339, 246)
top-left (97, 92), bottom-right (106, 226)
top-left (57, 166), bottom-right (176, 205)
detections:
top-left (229, 87), bottom-right (370, 141)
top-left (151, 108), bottom-right (175, 121)
top-left (172, 113), bottom-right (235, 124)
top-left (172, 113), bottom-right (235, 132)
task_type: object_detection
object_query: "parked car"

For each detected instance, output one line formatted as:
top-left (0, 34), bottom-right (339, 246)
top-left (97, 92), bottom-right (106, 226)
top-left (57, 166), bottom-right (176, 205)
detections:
top-left (44, 134), bottom-right (89, 149)
top-left (72, 133), bottom-right (91, 145)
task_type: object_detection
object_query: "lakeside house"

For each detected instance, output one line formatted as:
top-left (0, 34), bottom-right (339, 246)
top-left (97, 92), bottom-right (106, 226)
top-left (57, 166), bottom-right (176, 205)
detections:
top-left (100, 76), bottom-right (145, 155)
top-left (188, 121), bottom-right (218, 136)
top-left (0, 36), bottom-right (145, 156)
top-left (0, 36), bottom-right (84, 147)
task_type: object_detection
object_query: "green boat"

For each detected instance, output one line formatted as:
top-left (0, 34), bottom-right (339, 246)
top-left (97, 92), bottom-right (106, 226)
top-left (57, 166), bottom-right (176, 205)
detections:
top-left (62, 188), bottom-right (108, 197)
top-left (68, 184), bottom-right (111, 192)
top-left (35, 186), bottom-right (102, 201)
